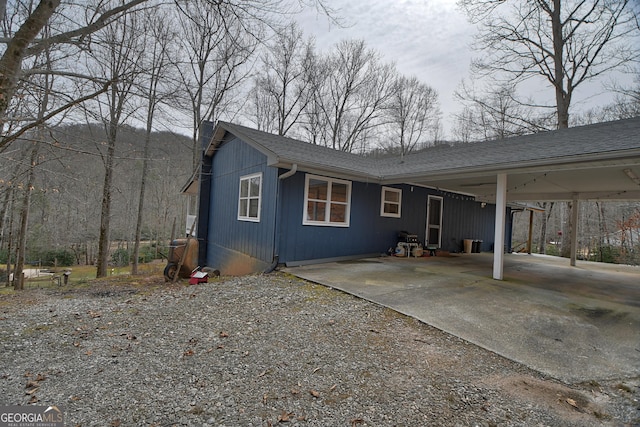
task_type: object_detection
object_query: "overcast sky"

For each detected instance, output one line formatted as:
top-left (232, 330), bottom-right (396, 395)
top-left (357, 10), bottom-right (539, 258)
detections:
top-left (295, 0), bottom-right (477, 137)
top-left (294, 0), bottom-right (626, 139)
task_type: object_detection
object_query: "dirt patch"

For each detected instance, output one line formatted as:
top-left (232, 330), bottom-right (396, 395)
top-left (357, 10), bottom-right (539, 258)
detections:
top-left (485, 374), bottom-right (614, 423)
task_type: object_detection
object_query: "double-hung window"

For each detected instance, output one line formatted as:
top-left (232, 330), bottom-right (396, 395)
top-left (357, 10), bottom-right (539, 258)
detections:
top-left (380, 187), bottom-right (402, 218)
top-left (303, 174), bottom-right (351, 227)
top-left (238, 173), bottom-right (262, 222)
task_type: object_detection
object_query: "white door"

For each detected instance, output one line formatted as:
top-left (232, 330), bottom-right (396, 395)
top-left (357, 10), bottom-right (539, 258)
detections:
top-left (426, 196), bottom-right (443, 247)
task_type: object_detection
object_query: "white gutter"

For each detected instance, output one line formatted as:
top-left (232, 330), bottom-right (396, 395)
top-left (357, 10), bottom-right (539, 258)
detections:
top-left (279, 163), bottom-right (298, 180)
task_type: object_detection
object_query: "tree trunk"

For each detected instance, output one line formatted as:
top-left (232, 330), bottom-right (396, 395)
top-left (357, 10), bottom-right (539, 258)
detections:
top-left (4, 185), bottom-right (15, 286)
top-left (0, 0), bottom-right (60, 131)
top-left (132, 113), bottom-right (153, 275)
top-left (537, 202), bottom-right (554, 254)
top-left (96, 123), bottom-right (117, 278)
top-left (14, 145), bottom-right (38, 290)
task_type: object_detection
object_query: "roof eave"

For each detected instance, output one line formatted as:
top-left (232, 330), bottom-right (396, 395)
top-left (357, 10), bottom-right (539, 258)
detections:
top-left (382, 149), bottom-right (640, 184)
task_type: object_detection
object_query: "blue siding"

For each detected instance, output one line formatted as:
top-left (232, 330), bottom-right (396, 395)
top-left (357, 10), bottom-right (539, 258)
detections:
top-left (200, 132), bottom-right (511, 273)
top-left (277, 174), bottom-right (504, 264)
top-left (205, 135), bottom-right (278, 274)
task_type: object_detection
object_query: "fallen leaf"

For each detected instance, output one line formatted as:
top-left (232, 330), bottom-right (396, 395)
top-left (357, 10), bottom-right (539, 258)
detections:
top-left (25, 380), bottom-right (39, 389)
top-left (565, 397), bottom-right (582, 411)
top-left (36, 374), bottom-right (46, 382)
top-left (25, 387), bottom-right (39, 395)
top-left (278, 411), bottom-right (293, 422)
top-left (183, 349), bottom-right (194, 357)
top-left (309, 390), bottom-right (320, 398)
top-left (291, 388), bottom-right (300, 395)
top-left (28, 395), bottom-right (38, 404)
top-left (219, 331), bottom-right (229, 338)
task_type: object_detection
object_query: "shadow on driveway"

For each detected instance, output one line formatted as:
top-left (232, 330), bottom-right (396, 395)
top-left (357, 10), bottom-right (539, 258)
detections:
top-left (284, 253), bottom-right (640, 383)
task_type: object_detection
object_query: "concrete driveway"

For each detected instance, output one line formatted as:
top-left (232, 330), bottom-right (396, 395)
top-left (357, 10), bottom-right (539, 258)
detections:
top-left (284, 253), bottom-right (640, 383)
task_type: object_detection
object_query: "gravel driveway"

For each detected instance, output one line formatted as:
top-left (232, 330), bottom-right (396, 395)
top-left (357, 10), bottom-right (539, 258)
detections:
top-left (1, 273), bottom-right (638, 426)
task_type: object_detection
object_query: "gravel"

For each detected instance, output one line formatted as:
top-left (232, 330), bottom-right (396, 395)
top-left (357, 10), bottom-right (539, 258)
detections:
top-left (1, 273), bottom-right (638, 426)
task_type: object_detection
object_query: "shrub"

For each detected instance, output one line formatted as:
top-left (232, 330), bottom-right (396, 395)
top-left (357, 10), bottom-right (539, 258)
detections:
top-left (111, 248), bottom-right (130, 267)
top-left (41, 249), bottom-right (75, 267)
top-left (545, 244), bottom-right (560, 257)
top-left (137, 245), bottom-right (158, 263)
top-left (597, 245), bottom-right (620, 264)
top-left (0, 249), bottom-right (15, 264)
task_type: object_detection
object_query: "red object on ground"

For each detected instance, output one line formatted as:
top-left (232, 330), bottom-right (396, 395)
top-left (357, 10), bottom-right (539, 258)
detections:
top-left (189, 271), bottom-right (208, 285)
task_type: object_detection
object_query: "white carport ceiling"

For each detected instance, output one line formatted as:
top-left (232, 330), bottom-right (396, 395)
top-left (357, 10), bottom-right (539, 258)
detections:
top-left (377, 117), bottom-right (640, 203)
top-left (407, 162), bottom-right (640, 202)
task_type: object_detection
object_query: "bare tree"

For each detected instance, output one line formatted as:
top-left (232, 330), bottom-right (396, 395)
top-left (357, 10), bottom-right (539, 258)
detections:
top-left (131, 7), bottom-right (176, 275)
top-left (0, 0), bottom-right (151, 150)
top-left (384, 75), bottom-right (440, 155)
top-left (88, 7), bottom-right (145, 278)
top-left (307, 39), bottom-right (396, 153)
top-left (454, 81), bottom-right (554, 142)
top-left (459, 0), bottom-right (640, 257)
top-left (174, 0), bottom-right (259, 170)
top-left (249, 22), bottom-right (316, 136)
top-left (458, 0), bottom-right (640, 129)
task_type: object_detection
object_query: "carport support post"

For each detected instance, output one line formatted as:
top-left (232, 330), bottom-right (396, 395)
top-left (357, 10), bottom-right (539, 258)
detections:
top-left (493, 173), bottom-right (507, 280)
top-left (570, 196), bottom-right (579, 267)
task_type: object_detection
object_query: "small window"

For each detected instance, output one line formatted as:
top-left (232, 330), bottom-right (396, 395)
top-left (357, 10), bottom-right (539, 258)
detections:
top-left (238, 173), bottom-right (262, 222)
top-left (381, 187), bottom-right (402, 218)
top-left (303, 174), bottom-right (351, 227)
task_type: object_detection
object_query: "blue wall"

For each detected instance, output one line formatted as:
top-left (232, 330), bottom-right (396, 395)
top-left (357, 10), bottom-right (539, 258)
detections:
top-left (276, 173), bottom-right (503, 264)
top-left (205, 136), bottom-right (278, 274)
top-left (202, 135), bottom-right (511, 273)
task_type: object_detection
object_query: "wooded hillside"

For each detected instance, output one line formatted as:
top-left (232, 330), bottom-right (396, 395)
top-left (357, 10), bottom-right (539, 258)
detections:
top-left (1, 124), bottom-right (192, 267)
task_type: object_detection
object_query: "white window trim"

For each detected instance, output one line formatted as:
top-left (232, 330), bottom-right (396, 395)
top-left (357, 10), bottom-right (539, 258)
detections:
top-left (237, 172), bottom-right (262, 222)
top-left (380, 186), bottom-right (402, 218)
top-left (303, 174), bottom-right (351, 227)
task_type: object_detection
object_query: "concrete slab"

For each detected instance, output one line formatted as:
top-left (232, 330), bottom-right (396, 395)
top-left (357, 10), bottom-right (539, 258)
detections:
top-left (284, 253), bottom-right (640, 383)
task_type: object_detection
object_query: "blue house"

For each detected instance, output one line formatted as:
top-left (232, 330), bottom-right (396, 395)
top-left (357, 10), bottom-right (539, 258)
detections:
top-left (186, 121), bottom-right (506, 275)
top-left (182, 117), bottom-right (640, 278)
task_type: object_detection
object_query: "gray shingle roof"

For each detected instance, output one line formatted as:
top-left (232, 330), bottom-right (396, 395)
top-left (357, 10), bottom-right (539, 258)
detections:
top-left (216, 122), bottom-right (376, 178)
top-left (377, 117), bottom-right (640, 179)
top-left (214, 117), bottom-right (640, 182)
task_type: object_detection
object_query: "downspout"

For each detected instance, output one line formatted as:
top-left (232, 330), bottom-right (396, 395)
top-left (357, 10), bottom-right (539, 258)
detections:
top-left (278, 163), bottom-right (298, 180)
top-left (265, 164), bottom-right (298, 273)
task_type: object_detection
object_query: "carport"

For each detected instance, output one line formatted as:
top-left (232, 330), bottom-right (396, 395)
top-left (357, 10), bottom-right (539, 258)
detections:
top-left (285, 252), bottom-right (640, 383)
top-left (378, 117), bottom-right (640, 279)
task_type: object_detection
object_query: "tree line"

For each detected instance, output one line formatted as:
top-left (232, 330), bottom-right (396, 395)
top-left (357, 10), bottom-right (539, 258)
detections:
top-left (1, 1), bottom-right (639, 288)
